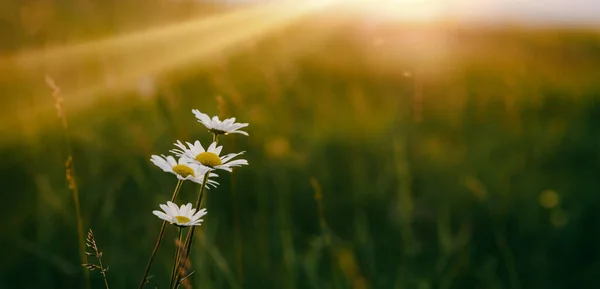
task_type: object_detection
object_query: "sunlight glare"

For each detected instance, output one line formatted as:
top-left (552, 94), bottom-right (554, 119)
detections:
top-left (320, 0), bottom-right (445, 23)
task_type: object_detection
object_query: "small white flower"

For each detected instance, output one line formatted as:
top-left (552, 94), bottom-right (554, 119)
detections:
top-left (192, 109), bottom-right (249, 136)
top-left (150, 155), bottom-right (219, 187)
top-left (171, 140), bottom-right (248, 172)
top-left (152, 201), bottom-right (207, 227)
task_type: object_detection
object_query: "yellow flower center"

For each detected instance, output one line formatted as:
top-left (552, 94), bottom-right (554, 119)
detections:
top-left (174, 215), bottom-right (191, 224)
top-left (195, 152), bottom-right (222, 167)
top-left (172, 164), bottom-right (195, 178)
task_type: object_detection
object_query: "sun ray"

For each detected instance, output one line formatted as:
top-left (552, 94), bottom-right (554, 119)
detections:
top-left (3, 1), bottom-right (324, 71)
top-left (0, 1), bottom-right (332, 139)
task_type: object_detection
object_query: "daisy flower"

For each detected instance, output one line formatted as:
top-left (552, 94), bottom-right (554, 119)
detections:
top-left (171, 140), bottom-right (248, 172)
top-left (150, 155), bottom-right (219, 187)
top-left (192, 109), bottom-right (249, 136)
top-left (152, 201), bottom-right (207, 227)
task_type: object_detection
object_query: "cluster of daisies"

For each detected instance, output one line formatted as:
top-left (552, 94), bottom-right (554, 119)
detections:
top-left (150, 109), bottom-right (248, 226)
top-left (140, 109), bottom-right (248, 288)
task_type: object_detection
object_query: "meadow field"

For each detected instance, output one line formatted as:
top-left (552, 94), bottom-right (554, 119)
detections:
top-left (1, 1), bottom-right (600, 288)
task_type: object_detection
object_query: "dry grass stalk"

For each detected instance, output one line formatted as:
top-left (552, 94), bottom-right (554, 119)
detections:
top-left (82, 229), bottom-right (110, 289)
top-left (45, 75), bottom-right (88, 288)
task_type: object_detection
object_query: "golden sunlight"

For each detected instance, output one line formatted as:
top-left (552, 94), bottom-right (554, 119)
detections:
top-left (321, 0), bottom-right (446, 23)
top-left (0, 0), bottom-right (331, 136)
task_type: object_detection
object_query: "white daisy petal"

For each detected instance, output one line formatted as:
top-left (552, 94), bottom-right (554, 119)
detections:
top-left (159, 204), bottom-right (172, 216)
top-left (167, 201), bottom-right (179, 214)
top-left (178, 204), bottom-right (188, 217)
top-left (227, 130), bottom-right (249, 136)
top-left (224, 118), bottom-right (235, 125)
top-left (192, 208), bottom-right (207, 220)
top-left (230, 123), bottom-right (249, 130)
top-left (189, 220), bottom-right (203, 226)
top-left (214, 145), bottom-right (223, 156)
top-left (223, 159), bottom-right (248, 167)
top-left (192, 110), bottom-right (212, 125)
top-left (191, 110), bottom-right (249, 136)
top-left (165, 156), bottom-right (178, 167)
top-left (192, 141), bottom-right (206, 153)
top-left (207, 142), bottom-right (218, 153)
top-left (170, 141), bottom-right (188, 156)
top-left (150, 155), bottom-right (172, 172)
top-left (152, 211), bottom-right (171, 222)
top-left (220, 152), bottom-right (244, 163)
top-left (206, 181), bottom-right (219, 189)
top-left (215, 166), bottom-right (233, 172)
top-left (184, 203), bottom-right (193, 216)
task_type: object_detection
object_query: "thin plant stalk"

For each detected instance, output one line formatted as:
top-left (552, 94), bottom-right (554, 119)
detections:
top-left (173, 173), bottom-right (210, 285)
top-left (100, 263), bottom-right (110, 289)
top-left (83, 229), bottom-right (110, 289)
top-left (169, 227), bottom-right (184, 289)
top-left (67, 156), bottom-right (87, 286)
top-left (45, 76), bottom-right (90, 289)
top-left (138, 179), bottom-right (184, 289)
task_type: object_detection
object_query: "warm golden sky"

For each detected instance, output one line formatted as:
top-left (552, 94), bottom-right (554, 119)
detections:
top-left (212, 0), bottom-right (600, 26)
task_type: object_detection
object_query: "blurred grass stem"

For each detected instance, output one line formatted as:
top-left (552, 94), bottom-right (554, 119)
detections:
top-left (45, 75), bottom-right (90, 289)
top-left (169, 227), bottom-right (184, 289)
top-left (138, 179), bottom-right (183, 289)
top-left (174, 173), bottom-right (210, 285)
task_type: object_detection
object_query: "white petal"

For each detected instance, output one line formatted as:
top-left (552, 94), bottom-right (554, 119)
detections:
top-left (220, 152), bottom-right (244, 163)
top-left (150, 155), bottom-right (172, 172)
top-left (195, 166), bottom-right (211, 176)
top-left (159, 204), bottom-right (172, 216)
top-left (153, 211), bottom-right (171, 222)
top-left (224, 159), bottom-right (248, 167)
top-left (192, 208), bottom-right (207, 220)
top-left (178, 204), bottom-right (188, 217)
top-left (185, 203), bottom-right (194, 217)
top-left (207, 142), bottom-right (218, 153)
top-left (214, 165), bottom-right (233, 172)
top-left (165, 156), bottom-right (178, 167)
top-left (192, 110), bottom-right (213, 127)
top-left (228, 130), bottom-right (249, 136)
top-left (192, 140), bottom-right (207, 154)
top-left (188, 220), bottom-right (203, 226)
top-left (212, 146), bottom-right (222, 157)
top-left (229, 123), bottom-right (249, 130)
top-left (167, 201), bottom-right (179, 215)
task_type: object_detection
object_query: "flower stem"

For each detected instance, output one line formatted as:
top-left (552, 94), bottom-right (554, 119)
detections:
top-left (173, 173), bottom-right (210, 286)
top-left (169, 227), bottom-right (184, 289)
top-left (138, 180), bottom-right (183, 289)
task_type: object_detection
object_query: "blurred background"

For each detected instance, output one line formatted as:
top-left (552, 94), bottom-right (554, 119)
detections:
top-left (1, 0), bottom-right (600, 288)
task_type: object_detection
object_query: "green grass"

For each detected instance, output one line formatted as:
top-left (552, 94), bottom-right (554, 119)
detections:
top-left (2, 8), bottom-right (600, 288)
